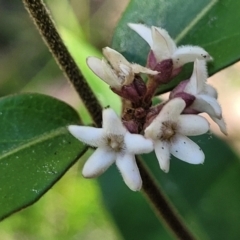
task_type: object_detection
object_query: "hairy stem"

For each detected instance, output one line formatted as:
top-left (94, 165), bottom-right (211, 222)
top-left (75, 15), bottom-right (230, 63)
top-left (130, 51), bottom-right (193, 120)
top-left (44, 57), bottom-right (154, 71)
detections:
top-left (137, 158), bottom-right (196, 240)
top-left (22, 0), bottom-right (102, 125)
top-left (22, 1), bottom-right (196, 239)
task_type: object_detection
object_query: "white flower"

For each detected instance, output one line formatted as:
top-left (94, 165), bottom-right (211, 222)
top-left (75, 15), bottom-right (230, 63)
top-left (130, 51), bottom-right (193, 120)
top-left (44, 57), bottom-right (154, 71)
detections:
top-left (87, 47), bottom-right (158, 90)
top-left (128, 23), bottom-right (212, 68)
top-left (182, 59), bottom-right (227, 135)
top-left (145, 98), bottom-right (209, 173)
top-left (68, 108), bottom-right (153, 191)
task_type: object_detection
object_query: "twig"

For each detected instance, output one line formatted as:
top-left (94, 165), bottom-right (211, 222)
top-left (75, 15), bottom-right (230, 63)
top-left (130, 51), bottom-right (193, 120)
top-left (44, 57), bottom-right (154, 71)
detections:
top-left (137, 158), bottom-right (197, 240)
top-left (22, 0), bottom-right (102, 125)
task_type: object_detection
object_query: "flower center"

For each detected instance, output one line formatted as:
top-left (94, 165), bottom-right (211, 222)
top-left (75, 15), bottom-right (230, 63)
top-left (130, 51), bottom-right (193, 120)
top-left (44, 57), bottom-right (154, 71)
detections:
top-left (107, 134), bottom-right (125, 152)
top-left (161, 121), bottom-right (177, 141)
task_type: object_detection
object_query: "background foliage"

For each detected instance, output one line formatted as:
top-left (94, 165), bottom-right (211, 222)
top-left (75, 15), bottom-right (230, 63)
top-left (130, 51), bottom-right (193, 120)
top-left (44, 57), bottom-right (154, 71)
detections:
top-left (0, 0), bottom-right (124, 239)
top-left (1, 0), bottom-right (240, 239)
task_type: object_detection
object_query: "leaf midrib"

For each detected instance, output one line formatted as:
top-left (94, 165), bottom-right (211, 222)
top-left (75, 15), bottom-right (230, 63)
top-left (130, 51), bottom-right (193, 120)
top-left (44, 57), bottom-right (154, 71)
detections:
top-left (0, 127), bottom-right (68, 161)
top-left (175, 0), bottom-right (218, 43)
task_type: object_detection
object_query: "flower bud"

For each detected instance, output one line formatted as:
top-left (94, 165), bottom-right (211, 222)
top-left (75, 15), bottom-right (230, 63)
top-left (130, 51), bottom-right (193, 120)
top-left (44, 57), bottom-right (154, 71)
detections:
top-left (153, 59), bottom-right (173, 84)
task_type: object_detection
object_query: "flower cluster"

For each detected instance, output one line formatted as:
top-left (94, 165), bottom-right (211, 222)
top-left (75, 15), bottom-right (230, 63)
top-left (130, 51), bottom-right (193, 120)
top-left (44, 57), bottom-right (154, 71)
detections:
top-left (68, 24), bottom-right (226, 191)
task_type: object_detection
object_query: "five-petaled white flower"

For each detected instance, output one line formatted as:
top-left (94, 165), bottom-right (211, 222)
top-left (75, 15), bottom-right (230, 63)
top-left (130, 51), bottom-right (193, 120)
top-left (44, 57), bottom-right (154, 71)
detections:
top-left (87, 47), bottom-right (158, 89)
top-left (68, 108), bottom-right (153, 191)
top-left (128, 23), bottom-right (212, 69)
top-left (145, 98), bottom-right (209, 173)
top-left (171, 59), bottom-right (227, 135)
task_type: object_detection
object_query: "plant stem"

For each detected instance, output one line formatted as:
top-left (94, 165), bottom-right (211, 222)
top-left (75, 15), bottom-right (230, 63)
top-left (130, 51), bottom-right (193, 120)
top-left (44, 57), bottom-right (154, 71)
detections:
top-left (22, 1), bottom-right (197, 239)
top-left (22, 0), bottom-right (102, 125)
top-left (137, 158), bottom-right (197, 240)
top-left (144, 75), bottom-right (161, 103)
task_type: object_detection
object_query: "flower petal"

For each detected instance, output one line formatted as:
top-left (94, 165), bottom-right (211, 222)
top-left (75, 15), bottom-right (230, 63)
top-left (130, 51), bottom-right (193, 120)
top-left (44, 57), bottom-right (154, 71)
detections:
top-left (131, 63), bottom-right (158, 75)
top-left (128, 23), bottom-right (153, 48)
top-left (125, 132), bottom-right (153, 154)
top-left (87, 56), bottom-right (106, 80)
top-left (193, 94), bottom-right (222, 118)
top-left (82, 147), bottom-right (115, 178)
top-left (102, 108), bottom-right (127, 135)
top-left (177, 115), bottom-right (209, 136)
top-left (156, 98), bottom-right (186, 123)
top-left (152, 26), bottom-right (176, 62)
top-left (172, 45), bottom-right (212, 68)
top-left (103, 47), bottom-right (130, 71)
top-left (119, 63), bottom-right (134, 85)
top-left (87, 57), bottom-right (121, 89)
top-left (204, 84), bottom-right (218, 98)
top-left (68, 125), bottom-right (105, 147)
top-left (211, 117), bottom-right (227, 135)
top-left (170, 134), bottom-right (204, 164)
top-left (101, 59), bottom-right (123, 89)
top-left (102, 48), bottom-right (158, 84)
top-left (144, 122), bottom-right (163, 140)
top-left (145, 98), bottom-right (186, 140)
top-left (116, 153), bottom-right (142, 191)
top-left (184, 59), bottom-right (208, 94)
top-left (154, 140), bottom-right (171, 173)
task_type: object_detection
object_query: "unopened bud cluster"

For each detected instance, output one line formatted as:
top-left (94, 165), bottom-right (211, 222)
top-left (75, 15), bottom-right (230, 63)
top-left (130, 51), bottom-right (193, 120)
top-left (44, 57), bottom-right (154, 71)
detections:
top-left (68, 24), bottom-right (226, 191)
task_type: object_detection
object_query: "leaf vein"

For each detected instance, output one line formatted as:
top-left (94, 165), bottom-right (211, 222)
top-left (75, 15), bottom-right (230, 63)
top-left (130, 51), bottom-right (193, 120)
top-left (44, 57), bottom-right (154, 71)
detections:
top-left (175, 0), bottom-right (218, 43)
top-left (0, 127), bottom-right (68, 161)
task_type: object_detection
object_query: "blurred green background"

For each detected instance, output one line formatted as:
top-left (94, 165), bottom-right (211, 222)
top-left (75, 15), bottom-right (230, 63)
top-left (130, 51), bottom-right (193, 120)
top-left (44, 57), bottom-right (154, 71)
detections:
top-left (0, 0), bottom-right (128, 239)
top-left (1, 0), bottom-right (240, 239)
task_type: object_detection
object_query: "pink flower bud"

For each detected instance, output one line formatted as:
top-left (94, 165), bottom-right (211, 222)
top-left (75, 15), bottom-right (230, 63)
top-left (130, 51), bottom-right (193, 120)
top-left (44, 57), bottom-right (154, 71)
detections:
top-left (153, 59), bottom-right (173, 84)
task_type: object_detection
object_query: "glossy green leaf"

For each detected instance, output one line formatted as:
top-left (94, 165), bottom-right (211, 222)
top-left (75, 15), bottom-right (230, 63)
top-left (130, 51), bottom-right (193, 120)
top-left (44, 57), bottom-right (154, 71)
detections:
top-left (112, 0), bottom-right (240, 93)
top-left (99, 134), bottom-right (240, 240)
top-left (0, 93), bottom-right (86, 220)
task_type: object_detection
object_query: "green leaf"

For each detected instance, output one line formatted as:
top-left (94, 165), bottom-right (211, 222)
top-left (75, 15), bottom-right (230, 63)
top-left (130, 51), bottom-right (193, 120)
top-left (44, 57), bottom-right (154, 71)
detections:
top-left (99, 134), bottom-right (240, 239)
top-left (112, 0), bottom-right (240, 93)
top-left (0, 93), bottom-right (86, 220)
top-left (98, 169), bottom-right (173, 240)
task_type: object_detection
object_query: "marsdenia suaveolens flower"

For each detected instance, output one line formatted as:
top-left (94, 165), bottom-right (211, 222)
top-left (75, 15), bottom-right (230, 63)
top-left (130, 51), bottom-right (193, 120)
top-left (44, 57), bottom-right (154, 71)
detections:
top-left (171, 59), bottom-right (227, 135)
top-left (87, 47), bottom-right (158, 90)
top-left (145, 98), bottom-right (209, 173)
top-left (68, 108), bottom-right (153, 191)
top-left (128, 23), bottom-right (212, 68)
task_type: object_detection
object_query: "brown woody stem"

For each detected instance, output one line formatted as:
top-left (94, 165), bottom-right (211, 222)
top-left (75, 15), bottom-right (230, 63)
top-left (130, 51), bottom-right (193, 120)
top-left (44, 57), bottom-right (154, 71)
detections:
top-left (137, 159), bottom-right (197, 240)
top-left (22, 0), bottom-right (102, 125)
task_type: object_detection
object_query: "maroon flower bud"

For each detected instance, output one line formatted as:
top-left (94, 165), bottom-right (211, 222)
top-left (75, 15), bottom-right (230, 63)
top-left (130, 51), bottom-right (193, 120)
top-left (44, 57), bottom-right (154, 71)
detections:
top-left (147, 50), bottom-right (157, 69)
top-left (111, 85), bottom-right (140, 103)
top-left (133, 76), bottom-right (147, 97)
top-left (134, 107), bottom-right (146, 119)
top-left (144, 103), bottom-right (165, 129)
top-left (169, 80), bottom-right (188, 98)
top-left (153, 59), bottom-right (173, 84)
top-left (170, 79), bottom-right (196, 107)
top-left (171, 92), bottom-right (196, 107)
top-left (123, 120), bottom-right (139, 133)
top-left (111, 75), bottom-right (147, 104)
